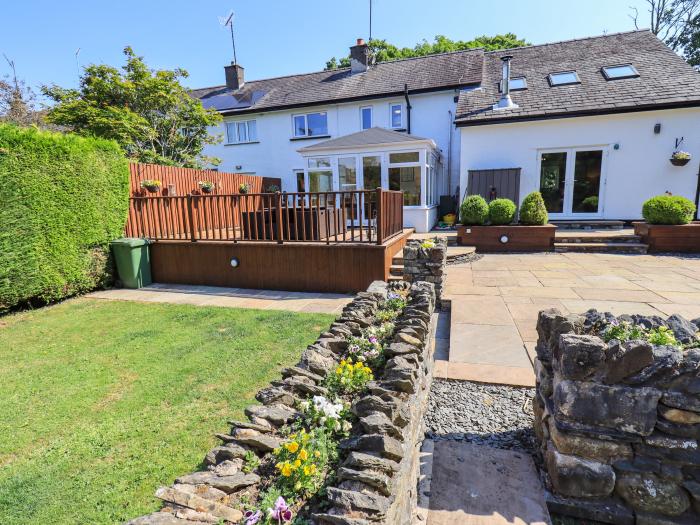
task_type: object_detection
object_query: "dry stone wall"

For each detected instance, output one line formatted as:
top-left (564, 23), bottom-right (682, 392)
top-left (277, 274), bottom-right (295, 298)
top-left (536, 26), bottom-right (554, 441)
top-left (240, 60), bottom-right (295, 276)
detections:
top-left (533, 308), bottom-right (700, 525)
top-left (127, 280), bottom-right (436, 525)
top-left (402, 238), bottom-right (447, 301)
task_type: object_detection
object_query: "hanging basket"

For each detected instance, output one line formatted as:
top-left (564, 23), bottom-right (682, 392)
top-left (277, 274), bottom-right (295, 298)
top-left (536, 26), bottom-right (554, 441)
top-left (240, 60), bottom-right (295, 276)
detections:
top-left (670, 157), bottom-right (691, 167)
top-left (144, 185), bottom-right (160, 193)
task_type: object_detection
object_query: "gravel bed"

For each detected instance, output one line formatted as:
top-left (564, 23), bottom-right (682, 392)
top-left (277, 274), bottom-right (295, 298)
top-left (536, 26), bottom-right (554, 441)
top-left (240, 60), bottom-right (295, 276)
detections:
top-left (424, 378), bottom-right (537, 454)
top-left (446, 252), bottom-right (483, 265)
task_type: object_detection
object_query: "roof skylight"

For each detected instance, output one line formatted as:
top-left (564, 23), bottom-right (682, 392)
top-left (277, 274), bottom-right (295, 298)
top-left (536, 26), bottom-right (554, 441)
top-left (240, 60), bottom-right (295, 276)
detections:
top-left (601, 64), bottom-right (639, 80)
top-left (548, 71), bottom-right (580, 86)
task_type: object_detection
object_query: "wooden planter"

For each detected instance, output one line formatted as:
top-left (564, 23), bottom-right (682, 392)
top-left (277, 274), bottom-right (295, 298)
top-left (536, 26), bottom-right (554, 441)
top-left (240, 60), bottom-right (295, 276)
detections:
top-left (633, 221), bottom-right (700, 253)
top-left (457, 224), bottom-right (556, 252)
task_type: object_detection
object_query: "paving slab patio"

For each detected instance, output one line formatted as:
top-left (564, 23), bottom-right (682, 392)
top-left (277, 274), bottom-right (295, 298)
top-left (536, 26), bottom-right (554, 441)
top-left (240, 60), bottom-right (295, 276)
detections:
top-left (88, 283), bottom-right (352, 314)
top-left (441, 252), bottom-right (700, 386)
top-left (425, 440), bottom-right (551, 525)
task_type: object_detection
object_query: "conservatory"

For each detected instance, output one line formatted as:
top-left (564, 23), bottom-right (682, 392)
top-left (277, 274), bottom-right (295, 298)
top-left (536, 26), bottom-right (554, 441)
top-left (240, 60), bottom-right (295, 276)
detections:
top-left (297, 127), bottom-right (443, 232)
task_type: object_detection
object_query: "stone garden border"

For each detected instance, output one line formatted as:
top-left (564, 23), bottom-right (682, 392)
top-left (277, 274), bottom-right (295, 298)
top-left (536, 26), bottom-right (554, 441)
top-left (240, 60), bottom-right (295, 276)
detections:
top-left (128, 279), bottom-right (437, 525)
top-left (533, 308), bottom-right (700, 524)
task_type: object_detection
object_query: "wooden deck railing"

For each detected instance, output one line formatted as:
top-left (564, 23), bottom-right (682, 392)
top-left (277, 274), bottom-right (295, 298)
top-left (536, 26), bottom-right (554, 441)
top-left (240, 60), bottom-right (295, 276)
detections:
top-left (124, 189), bottom-right (404, 245)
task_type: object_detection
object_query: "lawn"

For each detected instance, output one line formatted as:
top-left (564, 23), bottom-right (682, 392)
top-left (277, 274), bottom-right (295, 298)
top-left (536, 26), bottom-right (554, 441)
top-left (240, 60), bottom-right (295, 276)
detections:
top-left (0, 298), bottom-right (334, 525)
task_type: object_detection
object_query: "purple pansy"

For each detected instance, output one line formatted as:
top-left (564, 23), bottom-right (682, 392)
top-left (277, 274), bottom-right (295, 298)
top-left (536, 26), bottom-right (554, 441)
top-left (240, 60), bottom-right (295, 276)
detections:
top-left (268, 496), bottom-right (293, 523)
top-left (244, 510), bottom-right (262, 525)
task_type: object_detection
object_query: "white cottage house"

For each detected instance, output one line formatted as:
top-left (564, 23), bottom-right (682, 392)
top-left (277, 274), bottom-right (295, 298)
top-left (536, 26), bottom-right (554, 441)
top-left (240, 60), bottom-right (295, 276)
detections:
top-left (193, 30), bottom-right (700, 231)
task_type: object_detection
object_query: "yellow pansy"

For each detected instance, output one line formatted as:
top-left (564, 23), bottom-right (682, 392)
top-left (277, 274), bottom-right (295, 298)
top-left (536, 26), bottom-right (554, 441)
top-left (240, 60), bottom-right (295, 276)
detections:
top-left (285, 441), bottom-right (299, 453)
top-left (293, 459), bottom-right (302, 468)
top-left (275, 462), bottom-right (283, 470)
top-left (314, 450), bottom-right (321, 458)
top-left (298, 449), bottom-right (308, 461)
top-left (281, 463), bottom-right (292, 477)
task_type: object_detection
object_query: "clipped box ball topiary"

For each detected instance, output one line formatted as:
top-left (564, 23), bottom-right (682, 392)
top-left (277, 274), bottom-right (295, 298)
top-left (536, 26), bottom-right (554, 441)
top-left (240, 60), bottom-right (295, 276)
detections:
top-left (642, 195), bottom-right (696, 225)
top-left (488, 198), bottom-right (517, 225)
top-left (519, 191), bottom-right (549, 225)
top-left (460, 195), bottom-right (489, 225)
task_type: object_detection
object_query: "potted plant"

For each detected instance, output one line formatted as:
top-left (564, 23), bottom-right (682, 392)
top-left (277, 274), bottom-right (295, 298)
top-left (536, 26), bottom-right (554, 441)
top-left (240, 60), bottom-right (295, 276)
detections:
top-left (457, 192), bottom-right (556, 252)
top-left (670, 150), bottom-right (691, 166)
top-left (239, 182), bottom-right (251, 194)
top-left (633, 194), bottom-right (699, 252)
top-left (140, 179), bottom-right (161, 194)
top-left (265, 183), bottom-right (281, 193)
top-left (198, 180), bottom-right (215, 194)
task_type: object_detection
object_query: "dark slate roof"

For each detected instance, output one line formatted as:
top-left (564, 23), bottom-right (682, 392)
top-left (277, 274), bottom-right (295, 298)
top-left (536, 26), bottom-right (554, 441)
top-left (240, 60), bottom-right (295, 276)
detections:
top-left (455, 30), bottom-right (700, 126)
top-left (192, 49), bottom-right (484, 115)
top-left (297, 127), bottom-right (434, 153)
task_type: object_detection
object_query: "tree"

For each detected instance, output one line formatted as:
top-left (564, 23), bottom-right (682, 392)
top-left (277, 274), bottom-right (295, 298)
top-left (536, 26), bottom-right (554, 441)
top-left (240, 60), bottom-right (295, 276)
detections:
top-left (0, 55), bottom-right (43, 127)
top-left (42, 47), bottom-right (222, 168)
top-left (630, 0), bottom-right (700, 64)
top-left (325, 34), bottom-right (530, 70)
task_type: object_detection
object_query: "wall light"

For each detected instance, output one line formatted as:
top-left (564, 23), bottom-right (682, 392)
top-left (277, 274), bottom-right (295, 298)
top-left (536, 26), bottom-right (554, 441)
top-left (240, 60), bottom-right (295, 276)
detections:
top-left (230, 257), bottom-right (240, 268)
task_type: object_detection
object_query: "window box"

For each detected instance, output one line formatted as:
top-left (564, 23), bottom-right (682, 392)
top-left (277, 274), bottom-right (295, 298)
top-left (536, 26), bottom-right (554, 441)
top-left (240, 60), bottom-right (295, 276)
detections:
top-left (457, 224), bottom-right (556, 252)
top-left (633, 222), bottom-right (700, 253)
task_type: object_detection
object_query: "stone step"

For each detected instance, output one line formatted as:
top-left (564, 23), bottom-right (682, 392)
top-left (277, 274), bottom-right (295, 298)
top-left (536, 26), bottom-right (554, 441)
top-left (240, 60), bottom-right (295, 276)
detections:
top-left (392, 254), bottom-right (404, 265)
top-left (556, 234), bottom-right (642, 244)
top-left (387, 275), bottom-right (403, 282)
top-left (551, 220), bottom-right (625, 230)
top-left (389, 264), bottom-right (403, 277)
top-left (554, 241), bottom-right (648, 254)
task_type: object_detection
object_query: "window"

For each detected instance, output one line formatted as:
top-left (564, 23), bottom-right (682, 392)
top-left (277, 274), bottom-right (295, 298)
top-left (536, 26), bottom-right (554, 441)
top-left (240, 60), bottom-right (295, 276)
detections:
top-left (389, 152), bottom-right (419, 163)
top-left (499, 76), bottom-right (527, 92)
top-left (307, 157), bottom-right (333, 192)
top-left (388, 150), bottom-right (421, 206)
top-left (338, 157), bottom-right (357, 190)
top-left (390, 104), bottom-right (403, 129)
top-left (293, 112), bottom-right (328, 137)
top-left (548, 71), bottom-right (580, 86)
top-left (295, 170), bottom-right (305, 192)
top-left (226, 120), bottom-right (257, 144)
top-left (601, 64), bottom-right (639, 80)
top-left (360, 106), bottom-right (373, 130)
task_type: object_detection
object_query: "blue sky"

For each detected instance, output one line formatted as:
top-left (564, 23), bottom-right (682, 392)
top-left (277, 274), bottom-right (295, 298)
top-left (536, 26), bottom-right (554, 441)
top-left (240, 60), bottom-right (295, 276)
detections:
top-left (3, 0), bottom-right (655, 93)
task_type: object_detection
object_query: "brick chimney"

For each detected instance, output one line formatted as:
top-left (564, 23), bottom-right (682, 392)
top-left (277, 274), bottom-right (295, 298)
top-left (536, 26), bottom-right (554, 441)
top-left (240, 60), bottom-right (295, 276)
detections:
top-left (224, 62), bottom-right (244, 90)
top-left (350, 38), bottom-right (370, 74)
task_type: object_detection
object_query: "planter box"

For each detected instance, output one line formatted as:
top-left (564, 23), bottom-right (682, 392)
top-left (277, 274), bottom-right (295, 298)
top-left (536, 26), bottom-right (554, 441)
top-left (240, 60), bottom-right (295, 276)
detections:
top-left (633, 221), bottom-right (700, 253)
top-left (457, 224), bottom-right (556, 252)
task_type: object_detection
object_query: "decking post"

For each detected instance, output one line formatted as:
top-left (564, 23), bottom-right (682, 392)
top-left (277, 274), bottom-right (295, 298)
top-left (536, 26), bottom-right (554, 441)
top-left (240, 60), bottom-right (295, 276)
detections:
top-left (186, 194), bottom-right (197, 242)
top-left (275, 191), bottom-right (284, 244)
top-left (376, 187), bottom-right (384, 245)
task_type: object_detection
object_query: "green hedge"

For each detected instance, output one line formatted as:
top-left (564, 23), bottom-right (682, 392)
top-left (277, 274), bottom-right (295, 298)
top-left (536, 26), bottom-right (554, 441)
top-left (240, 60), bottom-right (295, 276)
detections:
top-left (0, 124), bottom-right (129, 312)
top-left (642, 195), bottom-right (696, 225)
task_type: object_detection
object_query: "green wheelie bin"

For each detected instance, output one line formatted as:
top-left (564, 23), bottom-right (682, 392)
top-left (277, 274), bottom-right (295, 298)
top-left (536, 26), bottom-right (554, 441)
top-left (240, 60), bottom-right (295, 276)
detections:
top-left (110, 238), bottom-right (153, 289)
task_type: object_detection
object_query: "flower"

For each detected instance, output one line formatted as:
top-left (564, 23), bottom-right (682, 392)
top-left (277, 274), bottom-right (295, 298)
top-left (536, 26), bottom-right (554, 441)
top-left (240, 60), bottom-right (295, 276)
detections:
top-left (268, 496), bottom-right (293, 523)
top-left (298, 449), bottom-right (308, 461)
top-left (314, 450), bottom-right (321, 458)
top-left (293, 459), bottom-right (301, 469)
top-left (244, 510), bottom-right (262, 525)
top-left (285, 441), bottom-right (299, 453)
top-left (280, 463), bottom-right (292, 477)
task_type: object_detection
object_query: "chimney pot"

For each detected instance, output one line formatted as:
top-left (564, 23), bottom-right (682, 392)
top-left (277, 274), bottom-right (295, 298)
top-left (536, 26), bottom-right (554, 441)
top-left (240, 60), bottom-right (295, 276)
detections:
top-left (224, 62), bottom-right (244, 90)
top-left (350, 39), bottom-right (370, 74)
top-left (493, 55), bottom-right (518, 110)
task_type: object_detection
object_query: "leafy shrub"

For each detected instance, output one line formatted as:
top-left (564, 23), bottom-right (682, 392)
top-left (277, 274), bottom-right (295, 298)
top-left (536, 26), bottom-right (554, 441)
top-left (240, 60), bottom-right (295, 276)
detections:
top-left (488, 198), bottom-right (517, 225)
top-left (0, 124), bottom-right (129, 312)
top-left (519, 191), bottom-right (549, 225)
top-left (460, 195), bottom-right (489, 225)
top-left (642, 195), bottom-right (696, 225)
top-left (581, 196), bottom-right (599, 212)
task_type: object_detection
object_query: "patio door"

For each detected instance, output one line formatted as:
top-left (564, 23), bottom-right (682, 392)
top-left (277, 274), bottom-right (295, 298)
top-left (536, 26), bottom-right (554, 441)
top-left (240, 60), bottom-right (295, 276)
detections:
top-left (538, 147), bottom-right (607, 218)
top-left (359, 155), bottom-right (382, 226)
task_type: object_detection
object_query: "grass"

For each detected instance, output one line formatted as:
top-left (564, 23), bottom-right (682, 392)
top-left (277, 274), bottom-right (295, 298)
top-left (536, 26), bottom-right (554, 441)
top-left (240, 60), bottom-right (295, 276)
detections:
top-left (0, 298), bottom-right (334, 525)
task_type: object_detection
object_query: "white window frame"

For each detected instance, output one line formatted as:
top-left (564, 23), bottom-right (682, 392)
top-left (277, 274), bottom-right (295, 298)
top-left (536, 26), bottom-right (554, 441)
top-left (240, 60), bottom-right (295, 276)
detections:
top-left (226, 120), bottom-right (258, 144)
top-left (389, 103), bottom-right (403, 129)
top-left (360, 106), bottom-right (373, 130)
top-left (292, 111), bottom-right (328, 138)
top-left (601, 64), bottom-right (639, 80)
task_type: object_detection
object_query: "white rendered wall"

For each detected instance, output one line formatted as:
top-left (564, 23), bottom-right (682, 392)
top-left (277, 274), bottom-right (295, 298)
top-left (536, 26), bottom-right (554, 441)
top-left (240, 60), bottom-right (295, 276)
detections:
top-left (203, 90), bottom-right (461, 197)
top-left (459, 108), bottom-right (700, 220)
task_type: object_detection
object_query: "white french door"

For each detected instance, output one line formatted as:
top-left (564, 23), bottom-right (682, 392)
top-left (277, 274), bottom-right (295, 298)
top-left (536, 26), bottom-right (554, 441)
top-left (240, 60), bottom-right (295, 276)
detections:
top-left (538, 147), bottom-right (608, 219)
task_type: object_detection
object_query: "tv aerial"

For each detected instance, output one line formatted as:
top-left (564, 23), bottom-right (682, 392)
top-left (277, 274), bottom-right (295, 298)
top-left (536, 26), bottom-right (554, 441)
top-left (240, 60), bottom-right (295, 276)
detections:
top-left (218, 10), bottom-right (238, 64)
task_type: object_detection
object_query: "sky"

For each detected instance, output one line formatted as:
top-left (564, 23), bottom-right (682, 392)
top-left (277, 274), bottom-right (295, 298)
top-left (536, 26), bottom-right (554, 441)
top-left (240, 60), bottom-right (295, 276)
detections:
top-left (2, 0), bottom-right (657, 94)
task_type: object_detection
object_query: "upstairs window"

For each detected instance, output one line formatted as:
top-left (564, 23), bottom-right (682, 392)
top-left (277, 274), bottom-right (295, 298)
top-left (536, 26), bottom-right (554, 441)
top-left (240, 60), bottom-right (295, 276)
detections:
top-left (602, 64), bottom-right (639, 80)
top-left (499, 76), bottom-right (527, 92)
top-left (390, 103), bottom-right (403, 129)
top-left (360, 106), bottom-right (373, 130)
top-left (548, 71), bottom-right (580, 86)
top-left (293, 112), bottom-right (328, 138)
top-left (226, 120), bottom-right (257, 144)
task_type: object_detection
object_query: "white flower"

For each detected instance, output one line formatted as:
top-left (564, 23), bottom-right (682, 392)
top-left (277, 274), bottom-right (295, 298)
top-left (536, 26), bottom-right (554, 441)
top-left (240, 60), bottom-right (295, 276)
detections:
top-left (298, 400), bottom-right (310, 412)
top-left (319, 416), bottom-right (327, 425)
top-left (341, 420), bottom-right (352, 432)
